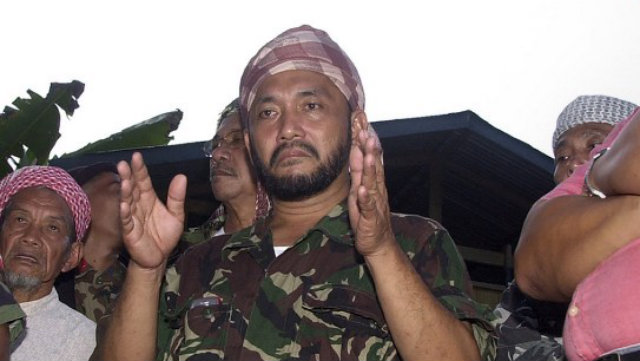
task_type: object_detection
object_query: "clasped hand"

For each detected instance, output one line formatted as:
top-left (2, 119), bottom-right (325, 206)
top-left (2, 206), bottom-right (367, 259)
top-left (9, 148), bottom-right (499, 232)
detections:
top-left (348, 117), bottom-right (396, 257)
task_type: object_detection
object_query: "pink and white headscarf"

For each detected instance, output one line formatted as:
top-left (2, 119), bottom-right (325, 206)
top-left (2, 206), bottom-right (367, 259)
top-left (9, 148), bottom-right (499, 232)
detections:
top-left (0, 166), bottom-right (91, 242)
top-left (239, 25), bottom-right (365, 125)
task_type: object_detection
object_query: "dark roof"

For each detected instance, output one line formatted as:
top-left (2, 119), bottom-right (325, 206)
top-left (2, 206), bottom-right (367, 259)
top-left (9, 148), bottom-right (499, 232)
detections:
top-left (51, 141), bottom-right (218, 227)
top-left (51, 110), bottom-right (554, 285)
top-left (376, 111), bottom-right (553, 251)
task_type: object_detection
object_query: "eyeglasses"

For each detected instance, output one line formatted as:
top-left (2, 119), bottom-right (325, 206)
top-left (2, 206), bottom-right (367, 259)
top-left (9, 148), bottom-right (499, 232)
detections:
top-left (203, 130), bottom-right (245, 157)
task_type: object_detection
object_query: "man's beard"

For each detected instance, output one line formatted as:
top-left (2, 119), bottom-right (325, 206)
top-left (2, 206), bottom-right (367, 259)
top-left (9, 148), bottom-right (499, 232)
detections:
top-left (251, 127), bottom-right (351, 202)
top-left (1, 269), bottom-right (41, 294)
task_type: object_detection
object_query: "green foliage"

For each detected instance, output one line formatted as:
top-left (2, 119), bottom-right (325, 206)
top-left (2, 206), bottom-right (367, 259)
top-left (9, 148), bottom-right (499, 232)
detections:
top-left (0, 81), bottom-right (84, 176)
top-left (0, 81), bottom-right (183, 179)
top-left (60, 110), bottom-right (183, 157)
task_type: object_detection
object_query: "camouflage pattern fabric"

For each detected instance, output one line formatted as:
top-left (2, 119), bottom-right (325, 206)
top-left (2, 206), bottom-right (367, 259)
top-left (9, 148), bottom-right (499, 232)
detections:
top-left (181, 212), bottom-right (225, 247)
top-left (156, 202), bottom-right (496, 361)
top-left (75, 260), bottom-right (127, 323)
top-left (78, 212), bottom-right (221, 320)
top-left (493, 282), bottom-right (567, 361)
top-left (169, 213), bottom-right (225, 266)
top-left (0, 280), bottom-right (25, 346)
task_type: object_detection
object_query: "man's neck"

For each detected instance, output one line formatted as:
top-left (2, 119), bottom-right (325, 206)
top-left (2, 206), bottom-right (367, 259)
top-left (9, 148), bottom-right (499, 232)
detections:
top-left (223, 192), bottom-right (258, 233)
top-left (270, 172), bottom-right (349, 246)
top-left (13, 284), bottom-right (52, 304)
top-left (83, 232), bottom-right (122, 272)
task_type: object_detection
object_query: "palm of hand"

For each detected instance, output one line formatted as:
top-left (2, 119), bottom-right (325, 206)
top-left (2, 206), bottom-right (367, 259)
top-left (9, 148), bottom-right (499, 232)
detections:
top-left (119, 153), bottom-right (186, 270)
top-left (124, 199), bottom-right (184, 269)
top-left (348, 128), bottom-right (394, 257)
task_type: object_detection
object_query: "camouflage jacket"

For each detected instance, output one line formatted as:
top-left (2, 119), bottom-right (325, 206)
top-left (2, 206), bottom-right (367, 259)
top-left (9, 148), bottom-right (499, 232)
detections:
top-left (181, 212), bottom-right (225, 247)
top-left (74, 260), bottom-right (127, 323)
top-left (493, 282), bottom-right (567, 361)
top-left (74, 213), bottom-right (220, 319)
top-left (157, 202), bottom-right (496, 361)
top-left (0, 280), bottom-right (25, 346)
top-left (169, 213), bottom-right (225, 266)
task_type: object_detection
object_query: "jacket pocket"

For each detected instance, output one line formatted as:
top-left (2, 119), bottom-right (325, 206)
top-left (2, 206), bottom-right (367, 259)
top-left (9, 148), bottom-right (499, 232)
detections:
top-left (178, 297), bottom-right (231, 360)
top-left (296, 284), bottom-right (394, 360)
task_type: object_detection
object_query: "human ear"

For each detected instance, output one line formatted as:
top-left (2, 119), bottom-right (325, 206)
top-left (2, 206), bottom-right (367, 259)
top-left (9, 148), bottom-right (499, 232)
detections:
top-left (61, 241), bottom-right (83, 272)
top-left (351, 110), bottom-right (369, 142)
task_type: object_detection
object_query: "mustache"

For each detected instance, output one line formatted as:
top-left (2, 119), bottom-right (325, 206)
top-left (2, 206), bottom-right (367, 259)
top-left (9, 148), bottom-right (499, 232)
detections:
top-left (211, 165), bottom-right (235, 174)
top-left (209, 161), bottom-right (236, 178)
top-left (270, 141), bottom-right (320, 167)
top-left (5, 247), bottom-right (43, 266)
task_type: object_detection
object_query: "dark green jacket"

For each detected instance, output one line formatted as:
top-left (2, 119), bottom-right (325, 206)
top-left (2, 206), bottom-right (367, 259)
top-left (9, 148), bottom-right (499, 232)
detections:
top-left (0, 280), bottom-right (25, 347)
top-left (157, 203), bottom-right (495, 360)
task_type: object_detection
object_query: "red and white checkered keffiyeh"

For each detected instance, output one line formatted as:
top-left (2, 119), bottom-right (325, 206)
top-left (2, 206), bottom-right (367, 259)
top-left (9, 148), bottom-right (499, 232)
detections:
top-left (239, 25), bottom-right (365, 125)
top-left (0, 166), bottom-right (91, 242)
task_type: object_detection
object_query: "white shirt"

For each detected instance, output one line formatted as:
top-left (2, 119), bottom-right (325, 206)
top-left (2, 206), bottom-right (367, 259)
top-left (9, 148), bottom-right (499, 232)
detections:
top-left (12, 288), bottom-right (96, 361)
top-left (274, 246), bottom-right (289, 257)
top-left (213, 227), bottom-right (226, 237)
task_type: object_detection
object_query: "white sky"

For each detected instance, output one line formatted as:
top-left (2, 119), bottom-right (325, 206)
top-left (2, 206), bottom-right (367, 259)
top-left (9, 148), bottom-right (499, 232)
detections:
top-left (2, 0), bottom-right (639, 158)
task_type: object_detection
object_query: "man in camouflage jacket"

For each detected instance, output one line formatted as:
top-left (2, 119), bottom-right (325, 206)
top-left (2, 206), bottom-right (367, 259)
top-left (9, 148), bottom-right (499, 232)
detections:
top-left (493, 282), bottom-right (566, 361)
top-left (59, 163), bottom-right (127, 323)
top-left (96, 25), bottom-right (495, 361)
top-left (156, 202), bottom-right (495, 360)
top-left (73, 258), bottom-right (126, 322)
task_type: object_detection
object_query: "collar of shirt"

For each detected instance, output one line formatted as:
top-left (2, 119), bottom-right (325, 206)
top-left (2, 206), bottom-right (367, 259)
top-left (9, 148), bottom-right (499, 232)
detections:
top-left (222, 200), bottom-right (354, 254)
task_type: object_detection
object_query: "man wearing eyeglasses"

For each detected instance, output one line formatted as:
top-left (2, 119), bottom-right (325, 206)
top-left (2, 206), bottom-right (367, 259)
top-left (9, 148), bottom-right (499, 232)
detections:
top-left (181, 99), bottom-right (270, 248)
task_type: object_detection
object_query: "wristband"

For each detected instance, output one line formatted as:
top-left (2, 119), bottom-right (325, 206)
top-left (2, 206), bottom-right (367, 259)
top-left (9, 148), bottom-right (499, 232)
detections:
top-left (584, 147), bottom-right (609, 199)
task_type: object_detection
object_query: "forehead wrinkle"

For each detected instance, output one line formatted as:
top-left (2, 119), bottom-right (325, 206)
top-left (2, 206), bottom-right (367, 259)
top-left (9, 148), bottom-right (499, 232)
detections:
top-left (556, 125), bottom-right (610, 149)
top-left (298, 88), bottom-right (321, 97)
top-left (255, 95), bottom-right (275, 106)
top-left (298, 88), bottom-right (341, 104)
top-left (6, 202), bottom-right (72, 227)
top-left (581, 128), bottom-right (609, 138)
top-left (256, 85), bottom-right (332, 105)
top-left (46, 214), bottom-right (69, 222)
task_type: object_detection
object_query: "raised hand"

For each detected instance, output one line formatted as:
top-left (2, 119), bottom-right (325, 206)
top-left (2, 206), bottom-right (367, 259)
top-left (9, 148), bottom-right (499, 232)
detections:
top-left (118, 152), bottom-right (187, 270)
top-left (348, 115), bottom-right (395, 257)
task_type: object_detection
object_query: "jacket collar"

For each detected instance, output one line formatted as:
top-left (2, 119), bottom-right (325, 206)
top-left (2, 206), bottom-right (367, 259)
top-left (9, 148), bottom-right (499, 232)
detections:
top-left (223, 200), bottom-right (355, 253)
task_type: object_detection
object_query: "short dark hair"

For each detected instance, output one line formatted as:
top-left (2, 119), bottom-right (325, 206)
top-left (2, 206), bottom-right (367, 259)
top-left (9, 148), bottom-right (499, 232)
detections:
top-left (203, 98), bottom-right (242, 157)
top-left (68, 162), bottom-right (118, 187)
top-left (215, 98), bottom-right (241, 131)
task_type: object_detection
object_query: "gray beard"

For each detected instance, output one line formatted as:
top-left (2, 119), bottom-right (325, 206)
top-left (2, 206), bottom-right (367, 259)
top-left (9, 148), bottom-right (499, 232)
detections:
top-left (1, 269), bottom-right (42, 294)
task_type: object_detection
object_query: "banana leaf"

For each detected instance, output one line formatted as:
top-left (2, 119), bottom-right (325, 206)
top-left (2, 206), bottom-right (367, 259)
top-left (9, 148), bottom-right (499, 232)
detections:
top-left (60, 109), bottom-right (182, 157)
top-left (0, 80), bottom-right (84, 177)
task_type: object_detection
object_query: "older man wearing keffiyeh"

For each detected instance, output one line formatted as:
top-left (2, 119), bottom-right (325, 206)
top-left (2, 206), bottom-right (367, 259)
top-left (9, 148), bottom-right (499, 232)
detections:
top-left (97, 25), bottom-right (495, 361)
top-left (0, 165), bottom-right (96, 361)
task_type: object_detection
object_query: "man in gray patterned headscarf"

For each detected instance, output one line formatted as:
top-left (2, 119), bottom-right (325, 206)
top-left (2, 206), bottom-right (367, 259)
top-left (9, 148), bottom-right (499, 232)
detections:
top-left (552, 95), bottom-right (636, 184)
top-left (492, 95), bottom-right (638, 361)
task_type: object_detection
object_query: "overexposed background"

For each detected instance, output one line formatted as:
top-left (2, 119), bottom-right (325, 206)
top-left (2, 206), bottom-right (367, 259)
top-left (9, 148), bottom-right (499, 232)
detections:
top-left (2, 0), bottom-right (639, 157)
